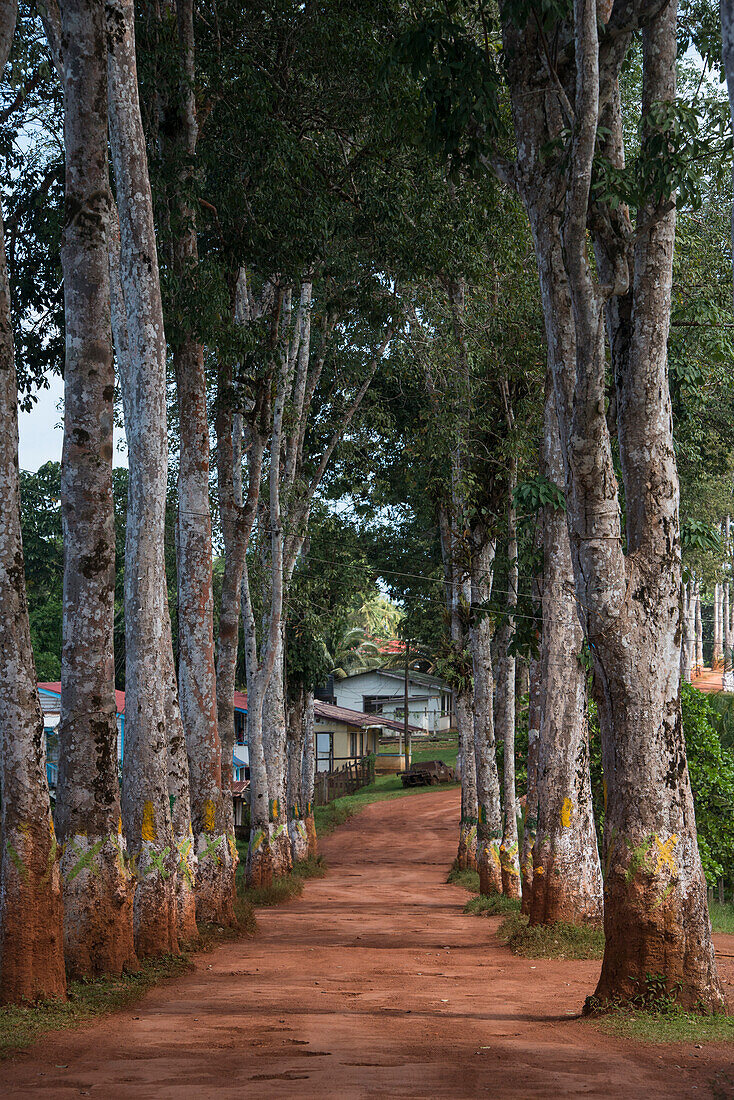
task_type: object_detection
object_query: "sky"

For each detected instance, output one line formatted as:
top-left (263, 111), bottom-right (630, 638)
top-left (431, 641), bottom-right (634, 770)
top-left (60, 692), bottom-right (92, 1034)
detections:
top-left (18, 374), bottom-right (128, 472)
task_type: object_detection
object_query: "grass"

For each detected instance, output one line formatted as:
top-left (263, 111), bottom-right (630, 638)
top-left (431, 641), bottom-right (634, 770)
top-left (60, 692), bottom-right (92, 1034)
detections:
top-left (598, 1008), bottom-right (734, 1043)
top-left (234, 841), bottom-right (327, 908)
top-left (0, 954), bottom-right (192, 1060)
top-left (464, 894), bottom-right (522, 917)
top-left (711, 901), bottom-right (734, 935)
top-left (497, 912), bottom-right (605, 959)
top-left (447, 864), bottom-right (480, 893)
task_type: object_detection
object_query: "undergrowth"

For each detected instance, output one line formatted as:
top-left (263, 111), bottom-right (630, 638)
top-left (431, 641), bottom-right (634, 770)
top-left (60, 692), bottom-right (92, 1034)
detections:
top-left (464, 894), bottom-right (521, 917)
top-left (0, 954), bottom-right (192, 1060)
top-left (497, 913), bottom-right (605, 959)
top-left (236, 854), bottom-right (327, 908)
top-left (592, 973), bottom-right (734, 1043)
top-left (710, 901), bottom-right (734, 935)
top-left (447, 864), bottom-right (480, 893)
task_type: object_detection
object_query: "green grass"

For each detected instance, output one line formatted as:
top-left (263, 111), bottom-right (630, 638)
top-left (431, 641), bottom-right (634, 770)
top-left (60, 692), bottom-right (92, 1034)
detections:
top-left (447, 865), bottom-right (481, 893)
top-left (464, 894), bottom-right (522, 917)
top-left (497, 912), bottom-right (605, 959)
top-left (0, 954), bottom-right (192, 1060)
top-left (598, 1007), bottom-right (734, 1044)
top-left (711, 901), bottom-right (734, 935)
top-left (234, 846), bottom-right (327, 908)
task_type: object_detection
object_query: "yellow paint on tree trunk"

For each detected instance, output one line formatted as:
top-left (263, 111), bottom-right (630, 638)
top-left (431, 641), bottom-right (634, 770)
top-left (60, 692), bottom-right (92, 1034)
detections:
top-left (561, 797), bottom-right (573, 827)
top-left (654, 833), bottom-right (678, 874)
top-left (141, 800), bottom-right (156, 842)
top-left (203, 798), bottom-right (216, 833)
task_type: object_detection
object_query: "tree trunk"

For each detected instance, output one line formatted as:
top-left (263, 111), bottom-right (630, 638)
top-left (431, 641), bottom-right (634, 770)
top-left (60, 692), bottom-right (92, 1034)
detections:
top-left (55, 0), bottom-right (136, 978)
top-left (497, 464), bottom-right (520, 898)
top-left (695, 582), bottom-right (703, 673)
top-left (286, 683), bottom-right (310, 863)
top-left (503, 0), bottom-right (722, 1010)
top-left (262, 630), bottom-right (292, 876)
top-left (456, 688), bottom-right (478, 870)
top-left (724, 582), bottom-right (730, 674)
top-left (521, 657), bottom-right (541, 915)
top-left (531, 385), bottom-right (602, 926)
top-left (106, 1), bottom-right (185, 957)
top-left (0, 0), bottom-right (66, 1005)
top-left (301, 691), bottom-right (318, 857)
top-left (681, 582), bottom-right (693, 683)
top-left (472, 536), bottom-right (502, 896)
top-left (167, 0), bottom-right (234, 926)
top-left (163, 601), bottom-right (198, 943)
top-left (713, 583), bottom-right (722, 666)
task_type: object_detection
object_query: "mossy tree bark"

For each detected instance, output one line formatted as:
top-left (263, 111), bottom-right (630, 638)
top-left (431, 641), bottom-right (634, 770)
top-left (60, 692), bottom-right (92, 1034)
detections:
top-left (0, 0), bottom-right (66, 1004)
top-left (472, 535), bottom-right (502, 896)
top-left (54, 0), bottom-right (136, 977)
top-left (531, 384), bottom-right (602, 927)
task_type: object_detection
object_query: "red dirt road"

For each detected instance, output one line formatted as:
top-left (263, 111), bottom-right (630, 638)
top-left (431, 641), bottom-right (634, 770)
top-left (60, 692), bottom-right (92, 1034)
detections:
top-left (3, 789), bottom-right (734, 1098)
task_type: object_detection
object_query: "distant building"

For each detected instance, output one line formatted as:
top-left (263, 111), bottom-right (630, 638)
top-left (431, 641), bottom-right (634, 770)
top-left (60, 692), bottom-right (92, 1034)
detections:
top-left (38, 682), bottom-right (125, 791)
top-left (332, 667), bottom-right (454, 735)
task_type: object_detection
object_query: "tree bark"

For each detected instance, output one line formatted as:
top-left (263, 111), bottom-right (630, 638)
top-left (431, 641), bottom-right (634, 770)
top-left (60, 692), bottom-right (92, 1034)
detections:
top-left (521, 656), bottom-right (541, 915)
top-left (55, 0), bottom-right (136, 978)
top-left (0, 0), bottom-right (66, 1004)
top-left (106, 0), bottom-right (186, 956)
top-left (502, 0), bottom-right (723, 1010)
top-left (472, 535), bottom-right (502, 896)
top-left (301, 691), bottom-right (318, 857)
top-left (681, 582), bottom-right (693, 683)
top-left (497, 462), bottom-right (520, 898)
top-left (713, 583), bottom-right (722, 666)
top-left (531, 385), bottom-right (602, 926)
top-left (695, 582), bottom-right (703, 673)
top-left (286, 682), bottom-right (310, 863)
top-left (166, 0), bottom-right (234, 926)
top-left (262, 629), bottom-right (292, 875)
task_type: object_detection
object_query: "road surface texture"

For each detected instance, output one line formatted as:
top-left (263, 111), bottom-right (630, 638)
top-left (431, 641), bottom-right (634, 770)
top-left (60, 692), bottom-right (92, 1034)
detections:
top-left (3, 788), bottom-right (734, 1098)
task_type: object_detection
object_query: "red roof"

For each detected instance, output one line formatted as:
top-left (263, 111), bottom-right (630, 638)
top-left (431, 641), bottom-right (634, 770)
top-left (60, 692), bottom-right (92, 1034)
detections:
top-left (38, 682), bottom-right (126, 716)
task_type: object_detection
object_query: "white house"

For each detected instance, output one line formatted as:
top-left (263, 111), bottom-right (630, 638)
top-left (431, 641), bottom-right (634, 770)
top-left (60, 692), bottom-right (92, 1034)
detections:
top-left (332, 667), bottom-right (454, 735)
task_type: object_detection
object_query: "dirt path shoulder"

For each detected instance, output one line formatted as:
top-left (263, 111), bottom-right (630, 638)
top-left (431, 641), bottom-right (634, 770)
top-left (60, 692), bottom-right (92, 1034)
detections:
top-left (3, 789), bottom-right (733, 1098)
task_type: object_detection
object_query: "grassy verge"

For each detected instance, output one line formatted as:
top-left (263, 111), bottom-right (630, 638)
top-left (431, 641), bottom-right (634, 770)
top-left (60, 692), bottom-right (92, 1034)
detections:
top-left (496, 913), bottom-right (605, 960)
top-left (711, 901), bottom-right (734, 935)
top-left (447, 865), bottom-right (480, 893)
top-left (236, 854), bottom-right (327, 908)
top-left (0, 954), bottom-right (192, 1060)
top-left (598, 1008), bottom-right (734, 1043)
top-left (464, 894), bottom-right (521, 917)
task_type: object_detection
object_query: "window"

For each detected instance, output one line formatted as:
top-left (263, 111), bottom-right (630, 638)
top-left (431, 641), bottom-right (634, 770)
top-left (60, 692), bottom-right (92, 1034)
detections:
top-left (235, 710), bottom-right (246, 746)
top-left (316, 732), bottom-right (333, 772)
top-left (363, 696), bottom-right (385, 714)
top-left (350, 731), bottom-right (357, 757)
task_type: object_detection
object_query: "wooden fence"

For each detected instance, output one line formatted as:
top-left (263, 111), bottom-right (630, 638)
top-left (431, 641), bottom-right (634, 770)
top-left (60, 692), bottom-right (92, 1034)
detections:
top-left (313, 755), bottom-right (375, 806)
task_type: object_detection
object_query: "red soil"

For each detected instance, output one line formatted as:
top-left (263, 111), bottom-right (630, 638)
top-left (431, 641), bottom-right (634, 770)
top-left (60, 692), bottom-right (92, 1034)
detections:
top-left (4, 789), bottom-right (734, 1098)
top-left (692, 668), bottom-right (726, 694)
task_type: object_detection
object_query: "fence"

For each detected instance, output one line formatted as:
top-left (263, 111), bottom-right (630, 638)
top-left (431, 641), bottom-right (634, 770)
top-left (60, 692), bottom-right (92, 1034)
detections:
top-left (313, 755), bottom-right (375, 806)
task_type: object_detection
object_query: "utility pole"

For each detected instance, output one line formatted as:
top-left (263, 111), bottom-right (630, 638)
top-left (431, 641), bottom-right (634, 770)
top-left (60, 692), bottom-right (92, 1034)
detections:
top-left (404, 639), bottom-right (411, 769)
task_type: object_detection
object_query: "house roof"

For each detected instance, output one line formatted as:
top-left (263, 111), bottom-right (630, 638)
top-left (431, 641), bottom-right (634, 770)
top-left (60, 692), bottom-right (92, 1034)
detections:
top-left (339, 667), bottom-right (449, 689)
top-left (38, 682), bottom-right (126, 716)
top-left (232, 779), bottom-right (250, 796)
top-left (232, 691), bottom-right (423, 735)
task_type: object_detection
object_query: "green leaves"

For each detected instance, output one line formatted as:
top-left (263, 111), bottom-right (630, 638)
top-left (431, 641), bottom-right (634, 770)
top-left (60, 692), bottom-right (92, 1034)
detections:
top-left (513, 475), bottom-right (565, 516)
top-left (681, 517), bottom-right (722, 554)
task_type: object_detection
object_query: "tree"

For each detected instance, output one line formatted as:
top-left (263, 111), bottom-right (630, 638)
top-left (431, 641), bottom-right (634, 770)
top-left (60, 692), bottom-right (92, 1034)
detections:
top-left (0, 0), bottom-right (66, 1004)
top-left (53, 0), bottom-right (136, 978)
top-left (501, 0), bottom-right (723, 1009)
top-left (105, 0), bottom-right (194, 952)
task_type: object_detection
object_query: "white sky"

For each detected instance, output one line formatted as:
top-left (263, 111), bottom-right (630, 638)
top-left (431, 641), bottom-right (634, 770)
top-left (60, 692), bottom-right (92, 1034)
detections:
top-left (18, 373), bottom-right (128, 472)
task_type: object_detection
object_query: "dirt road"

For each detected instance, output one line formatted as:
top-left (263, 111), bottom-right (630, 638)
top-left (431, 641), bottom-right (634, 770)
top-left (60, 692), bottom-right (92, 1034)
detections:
top-left (3, 789), bottom-right (733, 1098)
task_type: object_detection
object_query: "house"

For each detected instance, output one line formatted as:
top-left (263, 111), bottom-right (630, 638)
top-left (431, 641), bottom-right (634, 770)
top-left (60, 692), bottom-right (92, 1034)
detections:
top-left (232, 691), bottom-right (422, 774)
top-left (38, 682), bottom-right (125, 791)
top-left (332, 667), bottom-right (454, 735)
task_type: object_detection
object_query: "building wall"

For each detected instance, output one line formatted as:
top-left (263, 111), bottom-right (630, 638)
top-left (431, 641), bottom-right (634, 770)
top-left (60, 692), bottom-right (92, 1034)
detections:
top-left (333, 671), bottom-right (451, 732)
